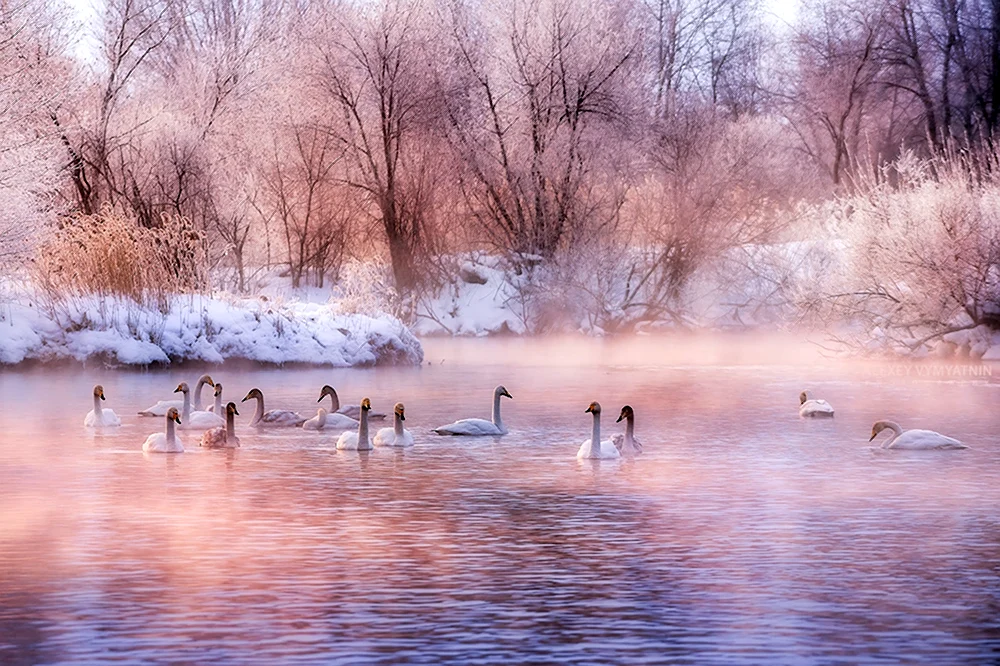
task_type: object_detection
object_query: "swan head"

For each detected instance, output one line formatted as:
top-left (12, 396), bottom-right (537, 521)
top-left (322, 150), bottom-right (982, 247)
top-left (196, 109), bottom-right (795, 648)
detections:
top-left (585, 401), bottom-right (601, 414)
top-left (394, 402), bottom-right (405, 421)
top-left (318, 384), bottom-right (338, 403)
top-left (174, 382), bottom-right (189, 394)
top-left (361, 398), bottom-right (371, 412)
top-left (214, 383), bottom-right (223, 397)
top-left (616, 405), bottom-right (633, 422)
top-left (316, 407), bottom-right (328, 417)
top-left (869, 420), bottom-right (900, 442)
top-left (799, 391), bottom-right (809, 405)
top-left (226, 402), bottom-right (239, 416)
top-left (242, 388), bottom-right (263, 402)
top-left (93, 384), bottom-right (106, 401)
top-left (198, 374), bottom-right (216, 387)
top-left (167, 407), bottom-right (181, 424)
top-left (496, 385), bottom-right (513, 399)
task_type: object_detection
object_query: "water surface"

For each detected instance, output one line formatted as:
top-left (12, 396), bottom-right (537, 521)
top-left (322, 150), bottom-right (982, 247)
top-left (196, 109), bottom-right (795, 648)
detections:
top-left (2, 337), bottom-right (999, 664)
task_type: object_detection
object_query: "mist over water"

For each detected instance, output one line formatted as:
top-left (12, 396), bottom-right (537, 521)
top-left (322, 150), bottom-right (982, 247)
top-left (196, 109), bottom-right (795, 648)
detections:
top-left (1, 335), bottom-right (999, 664)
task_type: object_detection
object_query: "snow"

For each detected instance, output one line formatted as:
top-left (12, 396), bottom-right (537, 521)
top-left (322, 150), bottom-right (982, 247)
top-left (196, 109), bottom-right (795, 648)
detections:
top-left (0, 290), bottom-right (423, 367)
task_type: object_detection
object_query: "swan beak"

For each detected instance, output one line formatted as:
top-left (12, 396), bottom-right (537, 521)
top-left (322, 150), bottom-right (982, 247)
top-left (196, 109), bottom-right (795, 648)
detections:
top-left (174, 416), bottom-right (182, 424)
top-left (233, 406), bottom-right (240, 416)
top-left (585, 406), bottom-right (593, 414)
top-left (503, 389), bottom-right (513, 399)
top-left (868, 432), bottom-right (877, 442)
top-left (317, 395), bottom-right (323, 403)
top-left (241, 393), bottom-right (252, 402)
top-left (206, 377), bottom-right (215, 387)
top-left (174, 386), bottom-right (182, 393)
top-left (616, 414), bottom-right (624, 423)
top-left (100, 392), bottom-right (106, 401)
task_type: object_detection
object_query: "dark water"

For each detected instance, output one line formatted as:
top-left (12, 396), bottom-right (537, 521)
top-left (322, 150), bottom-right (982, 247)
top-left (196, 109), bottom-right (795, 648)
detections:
top-left (2, 337), bottom-right (999, 664)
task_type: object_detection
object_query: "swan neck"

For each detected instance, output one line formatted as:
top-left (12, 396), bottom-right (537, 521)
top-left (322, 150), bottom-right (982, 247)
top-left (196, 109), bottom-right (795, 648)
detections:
top-left (326, 391), bottom-right (340, 412)
top-left (93, 394), bottom-right (103, 420)
top-left (358, 409), bottom-right (370, 449)
top-left (394, 412), bottom-right (404, 436)
top-left (166, 415), bottom-right (177, 443)
top-left (251, 395), bottom-right (264, 425)
top-left (182, 390), bottom-right (191, 421)
top-left (226, 410), bottom-right (235, 439)
top-left (317, 411), bottom-right (327, 427)
top-left (194, 379), bottom-right (207, 411)
top-left (492, 391), bottom-right (503, 428)
top-left (590, 412), bottom-right (601, 456)
top-left (214, 394), bottom-right (223, 413)
top-left (625, 414), bottom-right (635, 446)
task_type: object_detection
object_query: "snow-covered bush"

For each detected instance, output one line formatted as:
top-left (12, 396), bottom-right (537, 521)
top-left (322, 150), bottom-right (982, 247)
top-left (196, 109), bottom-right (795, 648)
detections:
top-left (822, 147), bottom-right (1000, 354)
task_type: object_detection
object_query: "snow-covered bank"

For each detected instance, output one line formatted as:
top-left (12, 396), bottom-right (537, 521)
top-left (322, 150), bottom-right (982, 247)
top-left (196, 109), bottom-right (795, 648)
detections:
top-left (0, 292), bottom-right (423, 367)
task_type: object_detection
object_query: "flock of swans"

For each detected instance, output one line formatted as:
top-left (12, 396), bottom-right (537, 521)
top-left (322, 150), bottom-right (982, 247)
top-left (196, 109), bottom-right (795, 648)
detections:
top-left (83, 375), bottom-right (969, 456)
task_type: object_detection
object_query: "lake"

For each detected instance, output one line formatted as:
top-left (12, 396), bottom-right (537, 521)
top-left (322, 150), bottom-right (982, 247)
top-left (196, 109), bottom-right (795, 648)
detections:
top-left (1, 335), bottom-right (999, 664)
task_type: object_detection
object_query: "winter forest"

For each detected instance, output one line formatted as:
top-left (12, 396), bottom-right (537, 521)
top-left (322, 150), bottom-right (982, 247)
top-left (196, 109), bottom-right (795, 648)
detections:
top-left (2, 0), bottom-right (1000, 365)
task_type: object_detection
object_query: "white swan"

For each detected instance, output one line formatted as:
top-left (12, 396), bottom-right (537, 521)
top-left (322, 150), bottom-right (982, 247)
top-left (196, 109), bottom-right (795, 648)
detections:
top-left (302, 408), bottom-right (330, 431)
top-left (577, 402), bottom-right (621, 460)
top-left (142, 407), bottom-right (184, 453)
top-left (869, 420), bottom-right (968, 450)
top-left (206, 383), bottom-right (224, 413)
top-left (84, 384), bottom-right (122, 428)
top-left (374, 403), bottom-right (415, 447)
top-left (432, 385), bottom-right (512, 436)
top-left (173, 382), bottom-right (225, 430)
top-left (337, 398), bottom-right (373, 450)
top-left (317, 385), bottom-right (379, 424)
top-left (138, 374), bottom-right (215, 416)
top-left (799, 390), bottom-right (835, 418)
top-left (201, 402), bottom-right (241, 448)
top-left (611, 405), bottom-right (642, 455)
top-left (242, 388), bottom-right (306, 427)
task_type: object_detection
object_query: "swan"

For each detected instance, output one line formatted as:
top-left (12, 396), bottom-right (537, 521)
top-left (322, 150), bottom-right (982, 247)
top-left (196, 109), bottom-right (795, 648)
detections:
top-left (374, 403), bottom-right (415, 447)
top-left (869, 420), bottom-right (968, 450)
top-left (611, 405), bottom-right (642, 455)
top-left (241, 388), bottom-right (306, 427)
top-left (432, 385), bottom-right (512, 436)
top-left (138, 374), bottom-right (214, 416)
top-left (142, 407), bottom-right (184, 453)
top-left (799, 390), bottom-right (835, 418)
top-left (302, 408), bottom-right (330, 431)
top-left (173, 382), bottom-right (225, 430)
top-left (200, 402), bottom-right (241, 449)
top-left (577, 402), bottom-right (621, 460)
top-left (84, 384), bottom-right (122, 428)
top-left (317, 385), bottom-right (380, 424)
top-left (337, 398), bottom-right (373, 450)
top-left (206, 383), bottom-right (224, 413)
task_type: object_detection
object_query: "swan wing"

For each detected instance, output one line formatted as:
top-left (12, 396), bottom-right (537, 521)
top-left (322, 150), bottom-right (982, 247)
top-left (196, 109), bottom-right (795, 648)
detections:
top-left (180, 410), bottom-right (225, 429)
top-left (259, 410), bottom-right (306, 427)
top-left (200, 427), bottom-right (226, 448)
top-left (577, 438), bottom-right (621, 460)
top-left (338, 405), bottom-right (387, 421)
top-left (138, 399), bottom-right (182, 417)
top-left (891, 429), bottom-right (968, 450)
top-left (432, 418), bottom-right (502, 436)
top-left (373, 427), bottom-right (394, 447)
top-left (325, 413), bottom-right (359, 429)
top-left (800, 400), bottom-right (835, 417)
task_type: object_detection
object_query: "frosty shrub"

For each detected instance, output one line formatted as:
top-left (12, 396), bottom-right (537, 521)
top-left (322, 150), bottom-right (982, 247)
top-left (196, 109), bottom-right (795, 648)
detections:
top-left (35, 206), bottom-right (205, 311)
top-left (829, 147), bottom-right (1000, 352)
top-left (334, 260), bottom-right (401, 317)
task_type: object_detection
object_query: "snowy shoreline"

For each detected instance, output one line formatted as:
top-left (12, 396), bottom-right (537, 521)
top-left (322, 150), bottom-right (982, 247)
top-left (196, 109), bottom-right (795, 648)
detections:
top-left (0, 293), bottom-right (423, 368)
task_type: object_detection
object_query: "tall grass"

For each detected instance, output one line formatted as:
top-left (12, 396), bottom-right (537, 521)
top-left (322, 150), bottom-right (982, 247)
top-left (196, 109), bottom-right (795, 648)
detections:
top-left (34, 206), bottom-right (205, 313)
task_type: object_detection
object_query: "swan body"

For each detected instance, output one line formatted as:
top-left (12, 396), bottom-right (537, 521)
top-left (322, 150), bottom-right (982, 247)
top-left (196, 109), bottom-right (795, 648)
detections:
top-left (201, 402), bottom-right (241, 448)
top-left (206, 383), bottom-right (224, 413)
top-left (173, 382), bottom-right (225, 430)
top-left (84, 385), bottom-right (121, 428)
top-left (142, 408), bottom-right (184, 453)
top-left (242, 388), bottom-right (306, 427)
top-left (433, 385), bottom-right (512, 436)
top-left (302, 408), bottom-right (330, 431)
top-left (318, 385), bottom-right (384, 421)
top-left (337, 398), bottom-right (373, 450)
top-left (869, 420), bottom-right (967, 450)
top-left (611, 405), bottom-right (642, 455)
top-left (374, 403), bottom-right (415, 447)
top-left (577, 402), bottom-right (621, 460)
top-left (799, 390), bottom-right (834, 418)
top-left (139, 374), bottom-right (214, 416)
